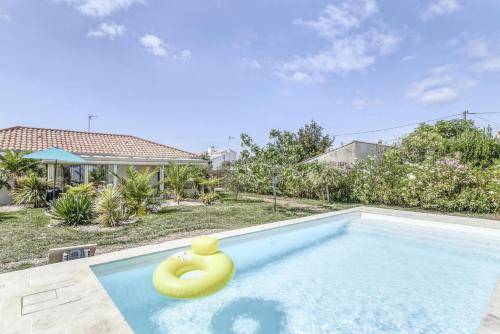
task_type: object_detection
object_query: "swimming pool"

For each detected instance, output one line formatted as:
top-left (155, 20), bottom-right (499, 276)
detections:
top-left (93, 212), bottom-right (500, 334)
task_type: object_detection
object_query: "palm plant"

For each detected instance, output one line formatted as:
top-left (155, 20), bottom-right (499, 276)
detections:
top-left (94, 186), bottom-right (128, 227)
top-left (111, 166), bottom-right (157, 216)
top-left (199, 178), bottom-right (219, 194)
top-left (12, 172), bottom-right (49, 207)
top-left (50, 193), bottom-right (93, 226)
top-left (0, 169), bottom-right (10, 190)
top-left (66, 183), bottom-right (95, 197)
top-left (164, 162), bottom-right (191, 204)
top-left (0, 150), bottom-right (43, 180)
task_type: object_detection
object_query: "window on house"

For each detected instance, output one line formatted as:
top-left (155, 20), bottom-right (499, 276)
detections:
top-left (62, 165), bottom-right (84, 185)
top-left (88, 165), bottom-right (110, 185)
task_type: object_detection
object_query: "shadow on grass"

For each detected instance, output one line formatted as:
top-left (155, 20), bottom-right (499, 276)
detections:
top-left (155, 206), bottom-right (187, 215)
top-left (223, 198), bottom-right (265, 204)
top-left (259, 205), bottom-right (322, 216)
top-left (0, 212), bottom-right (17, 223)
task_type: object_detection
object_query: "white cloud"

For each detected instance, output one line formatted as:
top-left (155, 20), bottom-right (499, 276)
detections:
top-left (422, 0), bottom-right (461, 20)
top-left (406, 65), bottom-right (477, 107)
top-left (472, 57), bottom-right (500, 73)
top-left (59, 0), bottom-right (143, 17)
top-left (458, 36), bottom-right (500, 73)
top-left (240, 57), bottom-right (261, 69)
top-left (87, 22), bottom-right (126, 40)
top-left (140, 34), bottom-right (192, 60)
top-left (276, 0), bottom-right (398, 84)
top-left (174, 49), bottom-right (192, 61)
top-left (140, 34), bottom-right (168, 57)
top-left (276, 30), bottom-right (398, 83)
top-left (294, 0), bottom-right (378, 40)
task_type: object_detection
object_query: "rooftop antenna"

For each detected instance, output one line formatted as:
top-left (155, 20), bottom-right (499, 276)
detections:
top-left (227, 136), bottom-right (235, 150)
top-left (88, 114), bottom-right (98, 132)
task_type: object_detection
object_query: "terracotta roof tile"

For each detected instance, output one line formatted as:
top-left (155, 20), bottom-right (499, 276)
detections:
top-left (0, 126), bottom-right (198, 159)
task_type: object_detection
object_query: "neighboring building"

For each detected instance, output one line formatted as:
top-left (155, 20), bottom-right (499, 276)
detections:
top-left (306, 141), bottom-right (389, 167)
top-left (0, 126), bottom-right (205, 205)
top-left (497, 131), bottom-right (500, 140)
top-left (207, 146), bottom-right (237, 171)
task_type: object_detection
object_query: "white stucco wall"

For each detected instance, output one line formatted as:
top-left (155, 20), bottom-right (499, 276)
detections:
top-left (308, 141), bottom-right (388, 165)
top-left (210, 150), bottom-right (237, 170)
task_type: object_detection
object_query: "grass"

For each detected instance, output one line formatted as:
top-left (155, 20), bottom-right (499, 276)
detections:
top-left (242, 193), bottom-right (500, 220)
top-left (2, 193), bottom-right (497, 273)
top-left (0, 196), bottom-right (338, 273)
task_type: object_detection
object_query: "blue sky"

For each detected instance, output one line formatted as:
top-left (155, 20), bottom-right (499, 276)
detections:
top-left (1, 0), bottom-right (500, 153)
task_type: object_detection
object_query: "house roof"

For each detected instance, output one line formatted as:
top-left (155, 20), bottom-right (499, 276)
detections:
top-left (0, 126), bottom-right (198, 159)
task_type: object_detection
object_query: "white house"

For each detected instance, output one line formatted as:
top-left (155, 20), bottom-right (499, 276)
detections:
top-left (0, 126), bottom-right (206, 205)
top-left (207, 146), bottom-right (237, 170)
top-left (306, 141), bottom-right (389, 167)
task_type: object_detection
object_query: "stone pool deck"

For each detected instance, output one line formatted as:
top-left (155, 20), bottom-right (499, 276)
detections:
top-left (1, 207), bottom-right (500, 333)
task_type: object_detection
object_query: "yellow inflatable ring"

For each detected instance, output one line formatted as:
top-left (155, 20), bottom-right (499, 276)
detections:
top-left (153, 236), bottom-right (234, 299)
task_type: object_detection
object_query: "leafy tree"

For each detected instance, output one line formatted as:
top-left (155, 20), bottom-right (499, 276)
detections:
top-left (297, 120), bottom-right (333, 160)
top-left (401, 120), bottom-right (500, 167)
top-left (238, 130), bottom-right (303, 211)
top-left (223, 172), bottom-right (246, 200)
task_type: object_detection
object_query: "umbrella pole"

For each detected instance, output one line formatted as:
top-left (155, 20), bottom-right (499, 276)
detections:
top-left (53, 160), bottom-right (57, 200)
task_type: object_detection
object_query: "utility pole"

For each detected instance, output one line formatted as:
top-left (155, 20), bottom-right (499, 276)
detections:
top-left (88, 114), bottom-right (98, 132)
top-left (463, 110), bottom-right (469, 121)
top-left (227, 136), bottom-right (235, 150)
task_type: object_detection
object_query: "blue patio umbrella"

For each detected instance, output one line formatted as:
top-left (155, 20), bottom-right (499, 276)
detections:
top-left (24, 147), bottom-right (85, 197)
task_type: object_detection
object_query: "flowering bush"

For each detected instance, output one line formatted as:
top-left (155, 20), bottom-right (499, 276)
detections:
top-left (233, 120), bottom-right (500, 214)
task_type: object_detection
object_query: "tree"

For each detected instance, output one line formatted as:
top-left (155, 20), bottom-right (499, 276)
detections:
top-left (297, 120), bottom-right (333, 160)
top-left (223, 172), bottom-right (245, 200)
top-left (111, 166), bottom-right (157, 215)
top-left (401, 120), bottom-right (500, 167)
top-left (238, 130), bottom-right (302, 211)
top-left (199, 178), bottom-right (219, 194)
top-left (0, 150), bottom-right (43, 180)
top-left (164, 162), bottom-right (191, 204)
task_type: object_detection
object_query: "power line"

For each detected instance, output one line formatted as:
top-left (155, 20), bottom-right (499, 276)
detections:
top-left (472, 115), bottom-right (500, 126)
top-left (470, 112), bottom-right (500, 115)
top-left (331, 113), bottom-right (462, 137)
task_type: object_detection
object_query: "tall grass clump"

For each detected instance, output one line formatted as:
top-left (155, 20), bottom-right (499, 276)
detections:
top-left (50, 193), bottom-right (93, 226)
top-left (13, 172), bottom-right (49, 208)
top-left (94, 186), bottom-right (128, 227)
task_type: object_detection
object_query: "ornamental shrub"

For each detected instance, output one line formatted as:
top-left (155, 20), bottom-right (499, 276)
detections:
top-left (50, 193), bottom-right (93, 226)
top-left (94, 186), bottom-right (128, 227)
top-left (12, 172), bottom-right (49, 208)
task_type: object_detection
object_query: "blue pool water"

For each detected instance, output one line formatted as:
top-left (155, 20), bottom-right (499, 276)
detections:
top-left (93, 213), bottom-right (500, 334)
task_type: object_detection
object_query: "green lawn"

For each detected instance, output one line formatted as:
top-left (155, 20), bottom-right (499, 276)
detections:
top-left (2, 193), bottom-right (497, 274)
top-left (0, 196), bottom-right (349, 273)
